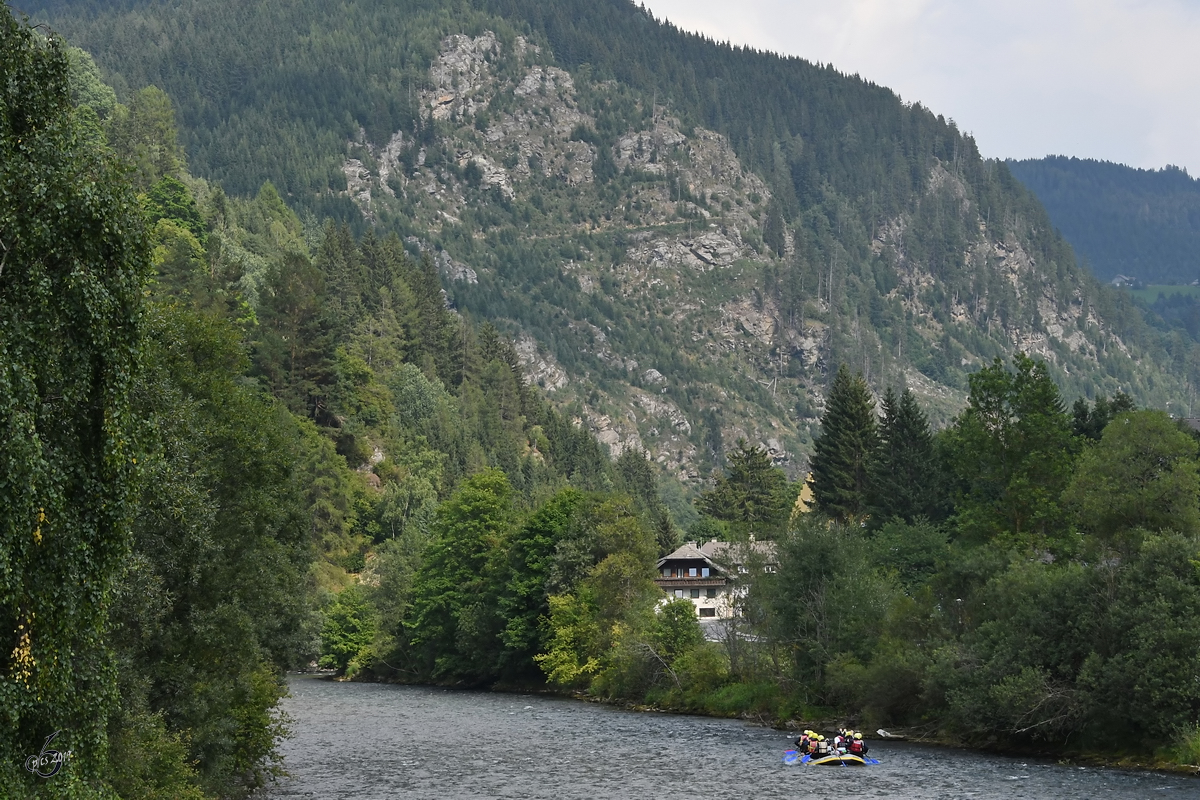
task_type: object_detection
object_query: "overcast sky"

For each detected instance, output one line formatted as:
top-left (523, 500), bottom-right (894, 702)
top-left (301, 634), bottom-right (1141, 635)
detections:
top-left (641, 0), bottom-right (1200, 176)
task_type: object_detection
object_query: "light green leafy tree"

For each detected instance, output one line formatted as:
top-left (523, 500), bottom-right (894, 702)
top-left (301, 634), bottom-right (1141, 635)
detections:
top-left (1063, 410), bottom-right (1200, 545)
top-left (406, 469), bottom-right (514, 681)
top-left (942, 354), bottom-right (1077, 544)
top-left (319, 586), bottom-right (378, 675)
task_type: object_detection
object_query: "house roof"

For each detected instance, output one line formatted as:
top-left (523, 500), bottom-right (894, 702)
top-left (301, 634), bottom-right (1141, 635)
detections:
top-left (699, 540), bottom-right (776, 562)
top-left (656, 541), bottom-right (714, 569)
top-left (657, 539), bottom-right (777, 569)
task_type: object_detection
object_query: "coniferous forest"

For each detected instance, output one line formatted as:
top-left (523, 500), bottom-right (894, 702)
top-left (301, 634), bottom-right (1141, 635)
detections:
top-left (5, 3), bottom-right (1200, 798)
top-left (1008, 156), bottom-right (1200, 285)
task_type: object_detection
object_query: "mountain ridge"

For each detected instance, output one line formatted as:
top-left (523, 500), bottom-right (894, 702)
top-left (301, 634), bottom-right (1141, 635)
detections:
top-left (27, 0), bottom-right (1200, 478)
top-left (1008, 155), bottom-right (1200, 285)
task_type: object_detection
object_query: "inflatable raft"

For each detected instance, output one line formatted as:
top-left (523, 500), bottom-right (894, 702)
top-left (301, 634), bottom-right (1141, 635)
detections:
top-left (808, 753), bottom-right (868, 766)
top-left (783, 749), bottom-right (875, 766)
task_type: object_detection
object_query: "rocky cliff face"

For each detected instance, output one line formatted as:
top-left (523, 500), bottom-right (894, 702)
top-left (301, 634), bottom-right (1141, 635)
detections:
top-left (336, 32), bottom-right (1161, 482)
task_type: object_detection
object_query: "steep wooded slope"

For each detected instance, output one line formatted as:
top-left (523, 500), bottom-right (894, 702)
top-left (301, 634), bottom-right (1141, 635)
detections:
top-left (1008, 156), bottom-right (1200, 285)
top-left (28, 0), bottom-right (1200, 478)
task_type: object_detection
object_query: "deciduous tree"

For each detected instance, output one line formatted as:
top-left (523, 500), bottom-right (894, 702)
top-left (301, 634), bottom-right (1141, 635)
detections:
top-left (1, 14), bottom-right (149, 792)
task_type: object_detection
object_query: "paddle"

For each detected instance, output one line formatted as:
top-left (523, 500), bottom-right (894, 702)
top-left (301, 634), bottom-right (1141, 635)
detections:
top-left (783, 748), bottom-right (815, 765)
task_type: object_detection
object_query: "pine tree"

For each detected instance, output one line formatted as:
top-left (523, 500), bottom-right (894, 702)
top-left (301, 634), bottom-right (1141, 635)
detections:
top-left (870, 387), bottom-right (941, 523)
top-left (810, 365), bottom-right (879, 522)
top-left (697, 439), bottom-right (792, 538)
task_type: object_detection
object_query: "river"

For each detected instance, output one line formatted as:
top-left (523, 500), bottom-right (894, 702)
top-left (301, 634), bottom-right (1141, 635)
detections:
top-left (264, 675), bottom-right (1198, 799)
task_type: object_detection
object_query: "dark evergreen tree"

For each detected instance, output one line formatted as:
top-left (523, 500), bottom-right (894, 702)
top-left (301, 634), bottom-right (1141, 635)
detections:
top-left (762, 203), bottom-right (786, 256)
top-left (697, 439), bottom-right (793, 538)
top-left (870, 387), bottom-right (943, 523)
top-left (810, 365), bottom-right (879, 522)
top-left (252, 252), bottom-right (336, 421)
top-left (1071, 392), bottom-right (1136, 440)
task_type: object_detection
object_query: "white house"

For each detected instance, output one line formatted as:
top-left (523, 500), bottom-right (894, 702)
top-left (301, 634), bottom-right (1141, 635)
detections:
top-left (654, 539), bottom-right (776, 619)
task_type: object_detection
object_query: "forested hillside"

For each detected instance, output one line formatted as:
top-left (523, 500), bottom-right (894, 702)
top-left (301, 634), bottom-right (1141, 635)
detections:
top-left (1008, 156), bottom-right (1200, 285)
top-left (27, 0), bottom-right (1200, 476)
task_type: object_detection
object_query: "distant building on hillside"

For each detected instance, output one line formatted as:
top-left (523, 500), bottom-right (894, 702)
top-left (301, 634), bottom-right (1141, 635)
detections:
top-left (1111, 275), bottom-right (1136, 287)
top-left (655, 539), bottom-right (776, 619)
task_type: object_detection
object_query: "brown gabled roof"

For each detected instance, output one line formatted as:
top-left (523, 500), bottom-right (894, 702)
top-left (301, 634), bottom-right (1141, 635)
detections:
top-left (700, 540), bottom-right (777, 563)
top-left (657, 539), bottom-right (778, 569)
top-left (656, 541), bottom-right (715, 569)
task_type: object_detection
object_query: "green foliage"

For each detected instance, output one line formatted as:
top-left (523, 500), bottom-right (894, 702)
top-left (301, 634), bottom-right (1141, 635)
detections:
top-left (869, 519), bottom-right (950, 593)
top-left (652, 598), bottom-right (703, 664)
top-left (496, 488), bottom-right (582, 680)
top-left (1070, 391), bottom-right (1136, 440)
top-left (870, 387), bottom-right (945, 524)
top-left (536, 495), bottom-right (659, 694)
top-left (106, 710), bottom-right (207, 800)
top-left (106, 86), bottom-right (186, 189)
top-left (1064, 410), bottom-right (1200, 543)
top-left (145, 175), bottom-right (206, 242)
top-left (406, 469), bottom-right (515, 682)
top-left (64, 45), bottom-right (116, 118)
top-left (810, 365), bottom-right (879, 522)
top-left (696, 439), bottom-right (794, 539)
top-left (763, 519), bottom-right (899, 689)
top-left (122, 305), bottom-right (313, 795)
top-left (535, 590), bottom-right (604, 689)
top-left (319, 586), bottom-right (378, 676)
top-left (942, 354), bottom-right (1078, 544)
top-left (1, 12), bottom-right (150, 791)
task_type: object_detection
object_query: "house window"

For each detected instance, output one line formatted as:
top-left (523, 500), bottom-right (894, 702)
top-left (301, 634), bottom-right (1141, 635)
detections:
top-left (662, 568), bottom-right (670, 577)
top-left (701, 567), bottom-right (710, 578)
top-left (706, 588), bottom-right (717, 599)
top-left (699, 607), bottom-right (716, 617)
top-left (688, 567), bottom-right (697, 577)
top-left (690, 588), bottom-right (700, 599)
top-left (674, 589), bottom-right (684, 598)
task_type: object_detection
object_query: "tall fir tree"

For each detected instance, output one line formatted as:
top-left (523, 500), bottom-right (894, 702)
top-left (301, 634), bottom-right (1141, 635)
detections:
top-left (870, 387), bottom-right (942, 523)
top-left (697, 439), bottom-right (793, 539)
top-left (809, 365), bottom-right (879, 522)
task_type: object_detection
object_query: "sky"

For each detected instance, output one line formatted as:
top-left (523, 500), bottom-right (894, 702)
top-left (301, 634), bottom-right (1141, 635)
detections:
top-left (640, 0), bottom-right (1200, 176)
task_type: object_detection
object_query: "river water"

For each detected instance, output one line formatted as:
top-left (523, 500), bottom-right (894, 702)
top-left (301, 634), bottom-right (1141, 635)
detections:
top-left (264, 675), bottom-right (1198, 799)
